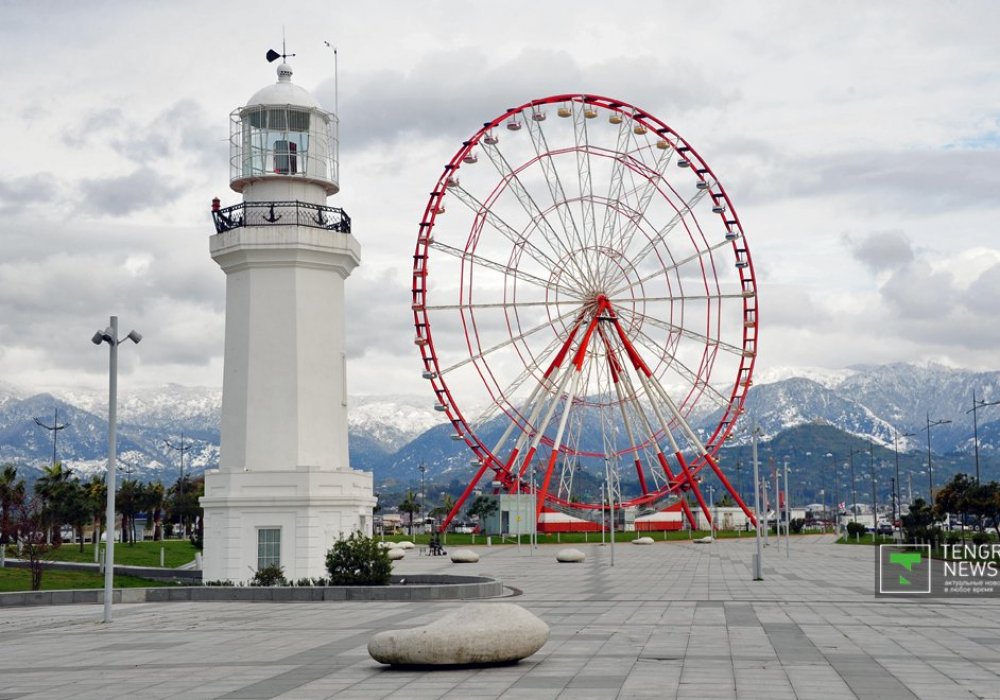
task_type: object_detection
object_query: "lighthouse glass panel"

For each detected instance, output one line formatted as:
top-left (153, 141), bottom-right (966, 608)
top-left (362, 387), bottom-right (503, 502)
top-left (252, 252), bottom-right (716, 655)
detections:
top-left (241, 106), bottom-right (311, 177)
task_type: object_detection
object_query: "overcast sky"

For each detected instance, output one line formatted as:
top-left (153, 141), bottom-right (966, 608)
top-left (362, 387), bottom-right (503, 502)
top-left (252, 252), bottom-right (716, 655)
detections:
top-left (1, 1), bottom-right (998, 399)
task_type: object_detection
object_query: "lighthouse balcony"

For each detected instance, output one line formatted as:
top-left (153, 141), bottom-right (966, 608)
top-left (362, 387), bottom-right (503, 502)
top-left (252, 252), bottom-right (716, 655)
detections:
top-left (212, 200), bottom-right (351, 234)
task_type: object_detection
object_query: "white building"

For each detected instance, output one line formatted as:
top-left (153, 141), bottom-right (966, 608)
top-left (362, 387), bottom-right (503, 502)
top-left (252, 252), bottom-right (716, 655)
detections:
top-left (200, 58), bottom-right (375, 583)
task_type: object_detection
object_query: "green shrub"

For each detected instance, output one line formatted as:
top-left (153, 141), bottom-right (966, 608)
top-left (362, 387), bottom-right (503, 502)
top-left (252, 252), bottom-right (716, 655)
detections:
top-left (846, 522), bottom-right (866, 538)
top-left (250, 563), bottom-right (287, 587)
top-left (789, 518), bottom-right (806, 534)
top-left (325, 531), bottom-right (391, 586)
top-left (972, 531), bottom-right (990, 545)
top-left (946, 532), bottom-right (961, 546)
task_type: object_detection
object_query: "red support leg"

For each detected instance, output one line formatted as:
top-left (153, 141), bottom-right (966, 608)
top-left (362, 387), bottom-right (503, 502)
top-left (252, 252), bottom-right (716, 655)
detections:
top-left (675, 451), bottom-right (712, 528)
top-left (438, 456), bottom-right (492, 533)
top-left (704, 453), bottom-right (758, 527)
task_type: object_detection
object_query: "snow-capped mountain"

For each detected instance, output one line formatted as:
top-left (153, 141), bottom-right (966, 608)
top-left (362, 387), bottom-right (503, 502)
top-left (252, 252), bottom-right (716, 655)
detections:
top-left (1, 362), bottom-right (998, 488)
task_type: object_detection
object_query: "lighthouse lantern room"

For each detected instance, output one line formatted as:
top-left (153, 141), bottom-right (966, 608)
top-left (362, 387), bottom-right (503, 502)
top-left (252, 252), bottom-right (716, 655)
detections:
top-left (201, 56), bottom-right (374, 584)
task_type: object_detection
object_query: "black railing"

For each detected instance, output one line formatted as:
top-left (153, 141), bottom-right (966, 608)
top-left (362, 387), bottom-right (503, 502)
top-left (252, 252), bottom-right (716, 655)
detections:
top-left (212, 201), bottom-right (351, 234)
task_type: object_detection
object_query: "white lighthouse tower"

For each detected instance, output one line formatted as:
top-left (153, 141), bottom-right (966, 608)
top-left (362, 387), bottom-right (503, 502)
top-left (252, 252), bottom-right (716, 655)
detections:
top-left (201, 57), bottom-right (374, 583)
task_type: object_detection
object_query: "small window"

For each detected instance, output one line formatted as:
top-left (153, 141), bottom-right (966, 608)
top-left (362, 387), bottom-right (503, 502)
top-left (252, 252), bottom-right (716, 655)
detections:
top-left (274, 140), bottom-right (298, 174)
top-left (257, 528), bottom-right (281, 570)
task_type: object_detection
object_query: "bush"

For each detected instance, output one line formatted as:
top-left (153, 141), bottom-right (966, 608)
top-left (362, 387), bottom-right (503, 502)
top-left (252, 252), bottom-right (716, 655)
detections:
top-left (250, 563), bottom-right (287, 587)
top-left (972, 531), bottom-right (991, 545)
top-left (789, 518), bottom-right (806, 534)
top-left (326, 531), bottom-right (391, 586)
top-left (846, 522), bottom-right (866, 538)
top-left (946, 532), bottom-right (962, 546)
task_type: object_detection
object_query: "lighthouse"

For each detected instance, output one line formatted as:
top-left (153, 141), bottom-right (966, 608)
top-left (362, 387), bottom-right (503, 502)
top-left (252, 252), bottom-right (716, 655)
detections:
top-left (201, 57), bottom-right (374, 583)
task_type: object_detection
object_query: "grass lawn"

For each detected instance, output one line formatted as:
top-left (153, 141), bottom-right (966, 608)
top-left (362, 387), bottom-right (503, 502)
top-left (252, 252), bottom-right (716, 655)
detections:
top-left (0, 567), bottom-right (177, 593)
top-left (16, 539), bottom-right (199, 568)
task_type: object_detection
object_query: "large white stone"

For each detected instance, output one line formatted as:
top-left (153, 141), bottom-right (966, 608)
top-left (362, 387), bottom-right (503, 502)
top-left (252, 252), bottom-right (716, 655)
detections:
top-left (450, 549), bottom-right (479, 563)
top-left (387, 548), bottom-right (405, 560)
top-left (632, 537), bottom-right (655, 545)
top-left (694, 536), bottom-right (714, 544)
top-left (396, 541), bottom-right (415, 550)
top-left (368, 603), bottom-right (549, 665)
top-left (556, 548), bottom-right (585, 563)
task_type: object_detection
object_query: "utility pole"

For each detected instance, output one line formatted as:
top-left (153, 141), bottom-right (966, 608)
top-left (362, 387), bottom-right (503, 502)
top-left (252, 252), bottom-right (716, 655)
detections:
top-left (33, 409), bottom-right (68, 467)
top-left (165, 434), bottom-right (192, 536)
top-left (967, 390), bottom-right (1000, 485)
top-left (925, 413), bottom-right (952, 506)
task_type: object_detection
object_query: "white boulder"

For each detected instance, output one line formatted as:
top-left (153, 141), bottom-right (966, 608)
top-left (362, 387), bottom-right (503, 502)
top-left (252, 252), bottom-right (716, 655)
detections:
top-left (387, 548), bottom-right (406, 560)
top-left (693, 536), bottom-right (714, 544)
top-left (556, 548), bottom-right (585, 563)
top-left (450, 549), bottom-right (480, 563)
top-left (632, 537), bottom-right (655, 545)
top-left (396, 541), bottom-right (415, 549)
top-left (368, 603), bottom-right (549, 665)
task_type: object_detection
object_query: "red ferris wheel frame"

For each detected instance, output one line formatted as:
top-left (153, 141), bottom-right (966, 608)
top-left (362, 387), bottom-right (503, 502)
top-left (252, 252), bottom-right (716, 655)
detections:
top-left (411, 93), bottom-right (759, 532)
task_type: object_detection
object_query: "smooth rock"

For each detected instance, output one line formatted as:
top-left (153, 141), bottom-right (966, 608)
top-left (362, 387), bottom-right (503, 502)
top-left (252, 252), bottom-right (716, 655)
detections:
top-left (387, 548), bottom-right (406, 560)
top-left (632, 537), bottom-right (655, 545)
top-left (396, 541), bottom-right (416, 549)
top-left (450, 549), bottom-right (479, 563)
top-left (368, 602), bottom-right (549, 665)
top-left (556, 548), bottom-right (585, 563)
top-left (693, 536), bottom-right (714, 544)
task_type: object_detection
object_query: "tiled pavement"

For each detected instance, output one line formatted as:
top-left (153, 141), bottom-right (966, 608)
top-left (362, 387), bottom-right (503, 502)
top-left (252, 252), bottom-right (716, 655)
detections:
top-left (1, 535), bottom-right (998, 699)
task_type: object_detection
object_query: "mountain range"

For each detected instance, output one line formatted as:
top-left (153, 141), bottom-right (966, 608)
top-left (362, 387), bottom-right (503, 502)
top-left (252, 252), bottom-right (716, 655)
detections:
top-left (2, 363), bottom-right (999, 497)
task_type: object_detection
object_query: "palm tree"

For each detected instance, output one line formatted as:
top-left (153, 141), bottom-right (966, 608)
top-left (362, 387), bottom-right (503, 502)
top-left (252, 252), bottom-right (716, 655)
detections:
top-left (85, 475), bottom-right (107, 551)
top-left (62, 479), bottom-right (92, 552)
top-left (117, 479), bottom-right (143, 545)
top-left (1, 464), bottom-right (26, 564)
top-left (144, 481), bottom-right (165, 541)
top-left (34, 462), bottom-right (72, 545)
top-left (430, 494), bottom-right (456, 525)
top-left (398, 490), bottom-right (421, 537)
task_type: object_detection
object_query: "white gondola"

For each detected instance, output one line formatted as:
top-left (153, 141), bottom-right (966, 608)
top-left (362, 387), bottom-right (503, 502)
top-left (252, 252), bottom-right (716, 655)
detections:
top-left (445, 177), bottom-right (460, 189)
top-left (422, 370), bottom-right (437, 379)
top-left (712, 205), bottom-right (726, 214)
top-left (434, 403), bottom-right (448, 412)
top-left (532, 110), bottom-right (546, 122)
top-left (462, 152), bottom-right (478, 164)
top-left (451, 433), bottom-right (465, 441)
top-left (434, 205), bottom-right (445, 215)
top-left (483, 133), bottom-right (499, 145)
top-left (677, 159), bottom-right (690, 168)
top-left (735, 260), bottom-right (749, 269)
top-left (725, 230), bottom-right (740, 241)
top-left (506, 119), bottom-right (522, 131)
top-left (415, 336), bottom-right (428, 346)
top-left (696, 181), bottom-right (709, 190)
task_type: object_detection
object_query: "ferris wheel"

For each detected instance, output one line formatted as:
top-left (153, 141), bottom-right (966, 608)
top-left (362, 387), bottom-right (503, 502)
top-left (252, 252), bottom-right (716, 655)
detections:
top-left (411, 94), bottom-right (758, 532)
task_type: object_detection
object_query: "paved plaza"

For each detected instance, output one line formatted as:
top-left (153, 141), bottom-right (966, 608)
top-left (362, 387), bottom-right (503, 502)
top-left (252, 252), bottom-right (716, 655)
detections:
top-left (1, 535), bottom-right (999, 699)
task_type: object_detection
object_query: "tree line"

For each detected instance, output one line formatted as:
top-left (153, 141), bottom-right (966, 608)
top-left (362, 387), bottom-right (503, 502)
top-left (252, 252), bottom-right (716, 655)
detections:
top-left (0, 462), bottom-right (204, 553)
top-left (901, 472), bottom-right (1000, 544)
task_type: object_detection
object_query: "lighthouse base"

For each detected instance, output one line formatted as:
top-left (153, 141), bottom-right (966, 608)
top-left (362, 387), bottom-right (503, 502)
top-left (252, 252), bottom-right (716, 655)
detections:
top-left (201, 467), bottom-right (375, 584)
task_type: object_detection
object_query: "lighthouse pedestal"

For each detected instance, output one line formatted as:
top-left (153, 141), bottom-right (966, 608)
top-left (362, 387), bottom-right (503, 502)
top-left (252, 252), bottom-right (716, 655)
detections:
top-left (202, 468), bottom-right (372, 582)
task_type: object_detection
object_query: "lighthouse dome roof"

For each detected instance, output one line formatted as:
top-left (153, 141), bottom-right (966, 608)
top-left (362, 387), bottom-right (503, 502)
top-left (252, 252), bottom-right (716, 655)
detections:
top-left (245, 62), bottom-right (322, 110)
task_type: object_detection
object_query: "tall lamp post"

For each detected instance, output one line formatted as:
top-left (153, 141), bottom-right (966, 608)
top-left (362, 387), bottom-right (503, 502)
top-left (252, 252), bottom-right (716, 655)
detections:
top-left (892, 428), bottom-right (915, 527)
top-left (418, 463), bottom-right (427, 533)
top-left (751, 423), bottom-right (763, 580)
top-left (925, 412), bottom-right (952, 506)
top-left (92, 316), bottom-right (142, 624)
top-left (967, 391), bottom-right (1000, 485)
top-left (848, 447), bottom-right (864, 524)
top-left (164, 434), bottom-right (191, 536)
top-left (869, 442), bottom-right (878, 531)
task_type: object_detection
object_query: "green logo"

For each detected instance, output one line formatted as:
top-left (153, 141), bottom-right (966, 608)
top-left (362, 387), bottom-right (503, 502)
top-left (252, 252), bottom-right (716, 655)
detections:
top-left (889, 551), bottom-right (922, 585)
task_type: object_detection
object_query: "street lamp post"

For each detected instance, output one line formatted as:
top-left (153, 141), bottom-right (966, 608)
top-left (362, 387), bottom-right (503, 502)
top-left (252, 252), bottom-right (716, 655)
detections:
top-left (848, 448), bottom-right (864, 525)
top-left (164, 434), bottom-right (191, 536)
top-left (869, 442), bottom-right (878, 533)
top-left (418, 463), bottom-right (427, 534)
top-left (751, 423), bottom-right (763, 580)
top-left (91, 316), bottom-right (141, 624)
top-left (892, 428), bottom-right (915, 528)
top-left (925, 412), bottom-right (952, 506)
top-left (967, 391), bottom-right (1000, 485)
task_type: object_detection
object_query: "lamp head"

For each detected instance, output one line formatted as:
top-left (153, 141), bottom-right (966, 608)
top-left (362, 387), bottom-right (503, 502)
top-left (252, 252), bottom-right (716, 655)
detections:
top-left (127, 330), bottom-right (142, 344)
top-left (91, 331), bottom-right (105, 345)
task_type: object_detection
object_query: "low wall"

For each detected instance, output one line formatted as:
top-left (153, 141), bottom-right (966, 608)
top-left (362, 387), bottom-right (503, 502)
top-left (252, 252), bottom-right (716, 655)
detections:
top-left (0, 574), bottom-right (505, 608)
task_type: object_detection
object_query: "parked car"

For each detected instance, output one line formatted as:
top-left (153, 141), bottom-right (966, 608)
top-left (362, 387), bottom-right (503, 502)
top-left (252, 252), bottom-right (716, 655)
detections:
top-left (876, 523), bottom-right (893, 536)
